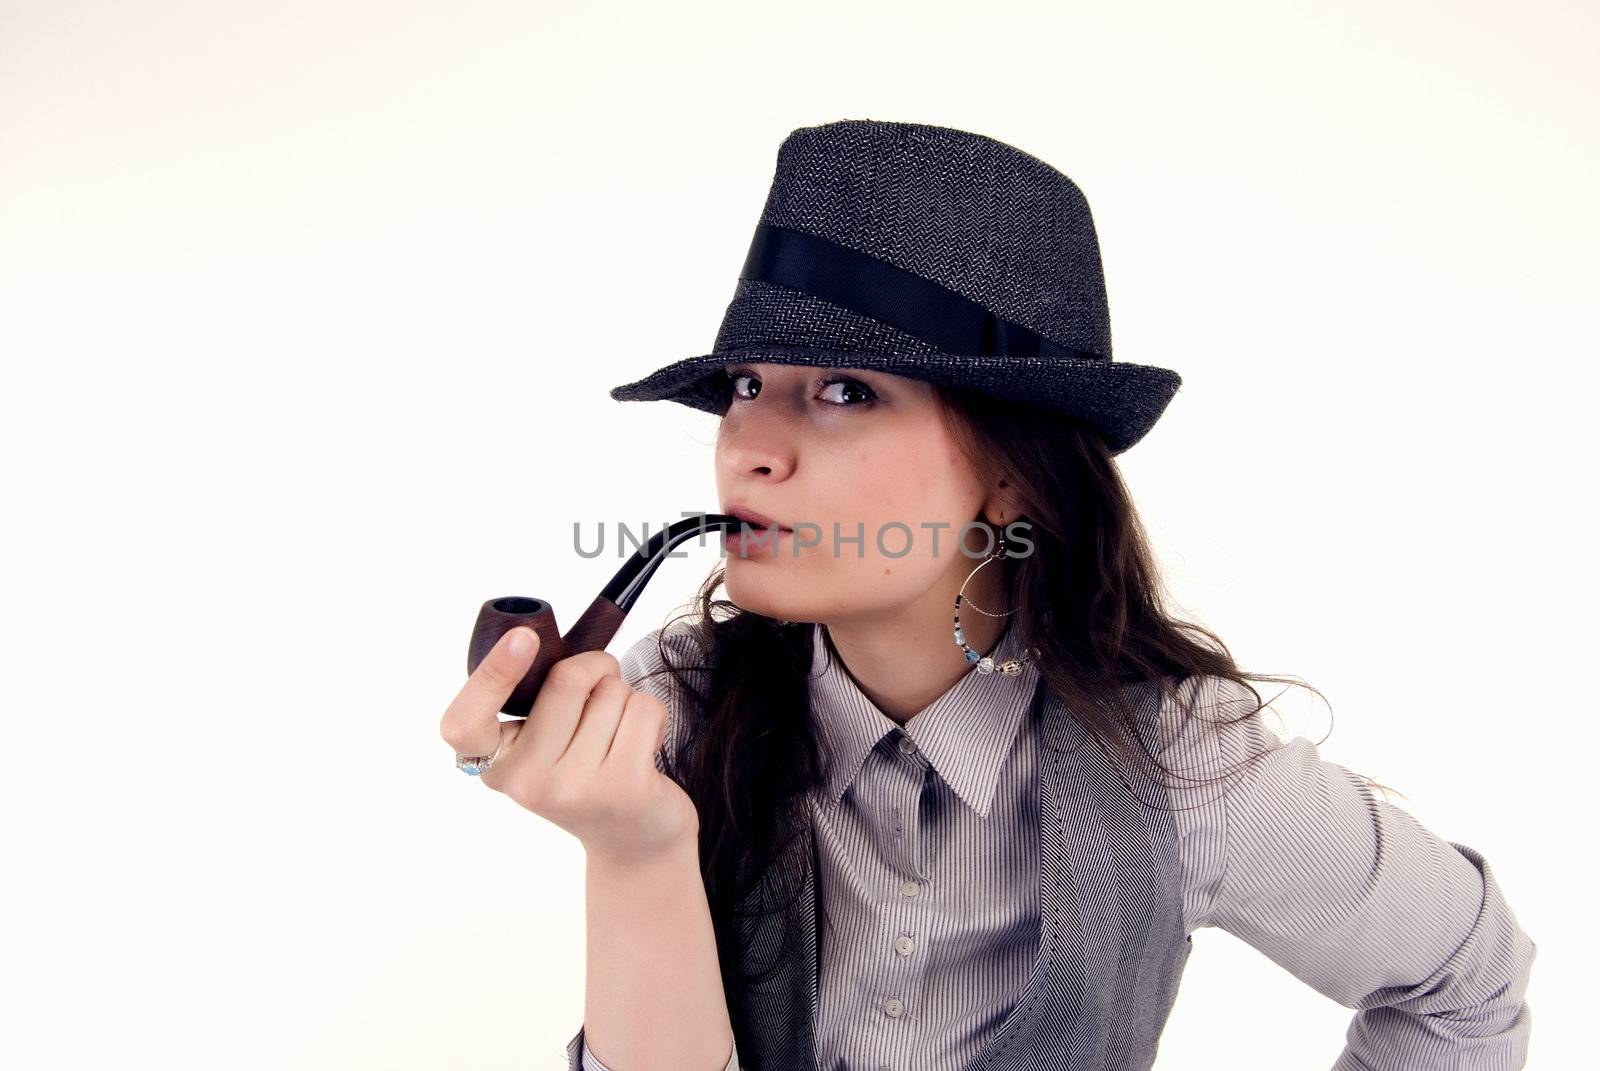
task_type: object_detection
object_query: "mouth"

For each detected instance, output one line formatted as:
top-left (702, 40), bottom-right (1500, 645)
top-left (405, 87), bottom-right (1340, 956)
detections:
top-left (721, 504), bottom-right (794, 558)
top-left (722, 526), bottom-right (791, 557)
top-left (723, 505), bottom-right (793, 533)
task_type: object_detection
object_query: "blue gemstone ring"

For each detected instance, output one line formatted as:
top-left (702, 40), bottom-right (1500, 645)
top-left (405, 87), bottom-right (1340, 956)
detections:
top-left (455, 735), bottom-right (506, 777)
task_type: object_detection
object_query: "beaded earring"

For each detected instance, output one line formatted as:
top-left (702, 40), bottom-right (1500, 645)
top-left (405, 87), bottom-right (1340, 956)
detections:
top-left (953, 528), bottom-right (1037, 676)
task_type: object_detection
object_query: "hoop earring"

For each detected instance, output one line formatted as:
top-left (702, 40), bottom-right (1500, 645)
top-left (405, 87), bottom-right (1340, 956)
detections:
top-left (953, 530), bottom-right (1034, 676)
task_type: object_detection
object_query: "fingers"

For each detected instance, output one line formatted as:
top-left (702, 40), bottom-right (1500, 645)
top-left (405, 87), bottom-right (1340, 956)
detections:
top-left (562, 673), bottom-right (634, 769)
top-left (475, 718), bottom-right (525, 794)
top-left (440, 626), bottom-right (539, 760)
top-left (608, 688), bottom-right (670, 777)
top-left (515, 650), bottom-right (623, 770)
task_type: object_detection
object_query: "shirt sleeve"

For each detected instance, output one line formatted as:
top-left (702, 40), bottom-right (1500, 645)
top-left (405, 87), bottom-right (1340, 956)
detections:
top-left (569, 1027), bottom-right (740, 1071)
top-left (1163, 675), bottom-right (1537, 1069)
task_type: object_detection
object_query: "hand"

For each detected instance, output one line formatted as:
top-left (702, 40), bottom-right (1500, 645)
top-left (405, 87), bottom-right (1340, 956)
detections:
top-left (439, 627), bottom-right (700, 866)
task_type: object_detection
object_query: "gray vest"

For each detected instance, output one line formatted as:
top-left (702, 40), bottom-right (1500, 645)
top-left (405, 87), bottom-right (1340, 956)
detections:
top-left (571, 678), bottom-right (1194, 1071)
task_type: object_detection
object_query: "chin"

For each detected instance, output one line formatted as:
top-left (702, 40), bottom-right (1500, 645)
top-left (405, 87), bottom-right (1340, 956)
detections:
top-left (722, 572), bottom-right (806, 622)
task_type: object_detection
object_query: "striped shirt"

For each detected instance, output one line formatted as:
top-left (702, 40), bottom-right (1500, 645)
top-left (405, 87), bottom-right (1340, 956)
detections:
top-left (574, 619), bottom-right (1535, 1070)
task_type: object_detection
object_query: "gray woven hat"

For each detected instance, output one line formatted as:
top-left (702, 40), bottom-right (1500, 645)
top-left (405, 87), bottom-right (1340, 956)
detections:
top-left (608, 118), bottom-right (1182, 455)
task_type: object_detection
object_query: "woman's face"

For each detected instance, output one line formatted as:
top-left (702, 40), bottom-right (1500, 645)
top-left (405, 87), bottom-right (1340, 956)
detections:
top-left (715, 361), bottom-right (997, 624)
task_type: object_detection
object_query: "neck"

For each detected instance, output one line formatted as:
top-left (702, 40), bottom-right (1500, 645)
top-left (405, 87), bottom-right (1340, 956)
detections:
top-left (820, 554), bottom-right (1013, 725)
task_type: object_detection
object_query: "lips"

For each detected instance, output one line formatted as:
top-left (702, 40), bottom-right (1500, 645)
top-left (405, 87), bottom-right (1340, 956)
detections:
top-left (724, 504), bottom-right (792, 532)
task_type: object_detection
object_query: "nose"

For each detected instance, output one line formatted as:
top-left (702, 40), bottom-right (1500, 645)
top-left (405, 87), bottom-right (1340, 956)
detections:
top-left (716, 402), bottom-right (797, 481)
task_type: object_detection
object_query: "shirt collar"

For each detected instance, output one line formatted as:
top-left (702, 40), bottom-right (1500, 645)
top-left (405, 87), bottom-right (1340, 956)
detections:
top-left (807, 618), bottom-right (1040, 819)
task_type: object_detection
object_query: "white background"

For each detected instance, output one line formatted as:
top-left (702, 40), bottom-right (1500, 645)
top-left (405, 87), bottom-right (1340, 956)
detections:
top-left (2, 1), bottom-right (1590, 1067)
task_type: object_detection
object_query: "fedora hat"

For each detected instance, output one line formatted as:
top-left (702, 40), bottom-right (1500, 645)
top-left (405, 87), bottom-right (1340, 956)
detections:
top-left (608, 119), bottom-right (1181, 455)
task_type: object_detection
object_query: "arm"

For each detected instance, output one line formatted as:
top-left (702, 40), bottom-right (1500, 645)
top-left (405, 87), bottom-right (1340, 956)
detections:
top-left (565, 840), bottom-right (740, 1071)
top-left (562, 624), bottom-right (742, 1071)
top-left (1174, 677), bottom-right (1537, 1069)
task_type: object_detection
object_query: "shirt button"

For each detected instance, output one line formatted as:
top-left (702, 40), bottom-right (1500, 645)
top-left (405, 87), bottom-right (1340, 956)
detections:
top-left (884, 997), bottom-right (905, 1017)
top-left (899, 880), bottom-right (922, 898)
top-left (898, 735), bottom-right (917, 754)
top-left (895, 935), bottom-right (915, 955)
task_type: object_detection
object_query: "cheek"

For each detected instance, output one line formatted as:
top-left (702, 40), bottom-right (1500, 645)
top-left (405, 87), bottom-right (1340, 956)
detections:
top-left (852, 452), bottom-right (909, 518)
top-left (851, 443), bottom-right (969, 544)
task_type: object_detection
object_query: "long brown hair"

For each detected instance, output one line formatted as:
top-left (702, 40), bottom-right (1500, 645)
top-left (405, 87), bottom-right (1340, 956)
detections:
top-left (631, 379), bottom-right (1398, 1011)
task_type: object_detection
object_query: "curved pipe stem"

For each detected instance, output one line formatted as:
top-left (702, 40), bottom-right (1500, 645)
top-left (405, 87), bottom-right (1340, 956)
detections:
top-left (467, 513), bottom-right (745, 717)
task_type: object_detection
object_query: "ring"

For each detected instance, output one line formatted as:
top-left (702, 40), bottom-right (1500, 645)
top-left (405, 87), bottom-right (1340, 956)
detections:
top-left (456, 734), bottom-right (506, 777)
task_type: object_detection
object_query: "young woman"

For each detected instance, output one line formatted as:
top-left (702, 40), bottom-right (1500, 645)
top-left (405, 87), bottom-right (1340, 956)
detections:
top-left (441, 120), bottom-right (1536, 1071)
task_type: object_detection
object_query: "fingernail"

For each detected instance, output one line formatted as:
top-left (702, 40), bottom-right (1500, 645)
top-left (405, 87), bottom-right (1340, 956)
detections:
top-left (506, 627), bottom-right (534, 657)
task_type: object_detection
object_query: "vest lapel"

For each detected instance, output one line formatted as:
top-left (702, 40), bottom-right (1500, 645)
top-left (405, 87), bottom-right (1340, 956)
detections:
top-left (977, 676), bottom-right (1194, 1070)
top-left (725, 810), bottom-right (824, 1071)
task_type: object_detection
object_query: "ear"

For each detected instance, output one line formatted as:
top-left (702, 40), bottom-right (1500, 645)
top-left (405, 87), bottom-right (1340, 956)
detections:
top-left (980, 479), bottom-right (1025, 529)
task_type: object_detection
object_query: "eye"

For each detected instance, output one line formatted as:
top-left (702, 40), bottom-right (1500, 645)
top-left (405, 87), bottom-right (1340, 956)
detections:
top-left (817, 375), bottom-right (877, 407)
top-left (723, 367), bottom-right (878, 409)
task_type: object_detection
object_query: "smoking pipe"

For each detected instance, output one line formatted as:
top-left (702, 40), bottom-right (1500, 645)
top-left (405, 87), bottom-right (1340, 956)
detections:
top-left (467, 513), bottom-right (746, 717)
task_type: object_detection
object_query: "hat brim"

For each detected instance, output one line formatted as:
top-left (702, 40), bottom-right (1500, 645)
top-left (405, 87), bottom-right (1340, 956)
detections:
top-left (608, 345), bottom-right (1182, 455)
